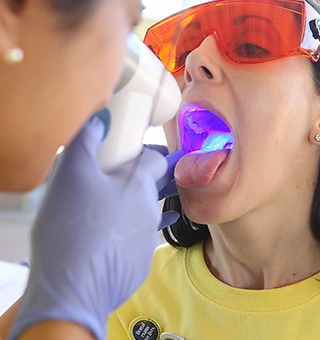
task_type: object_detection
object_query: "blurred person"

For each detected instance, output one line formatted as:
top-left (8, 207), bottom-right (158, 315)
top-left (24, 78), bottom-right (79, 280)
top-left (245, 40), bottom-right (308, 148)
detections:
top-left (0, 0), bottom-right (182, 339)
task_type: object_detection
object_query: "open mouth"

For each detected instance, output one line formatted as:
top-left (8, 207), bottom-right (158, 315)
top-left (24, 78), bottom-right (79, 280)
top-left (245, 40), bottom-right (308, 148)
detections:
top-left (179, 104), bottom-right (234, 153)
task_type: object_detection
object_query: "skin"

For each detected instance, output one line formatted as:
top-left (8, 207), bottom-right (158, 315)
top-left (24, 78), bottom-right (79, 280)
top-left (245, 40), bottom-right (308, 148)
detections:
top-left (0, 0), bottom-right (142, 191)
top-left (0, 0), bottom-right (142, 338)
top-left (165, 35), bottom-right (320, 290)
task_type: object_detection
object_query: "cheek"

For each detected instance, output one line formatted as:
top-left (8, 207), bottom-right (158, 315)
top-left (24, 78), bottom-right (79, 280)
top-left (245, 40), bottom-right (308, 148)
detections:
top-left (79, 2), bottom-right (132, 106)
top-left (163, 116), bottom-right (179, 152)
top-left (163, 74), bottom-right (184, 151)
top-left (94, 42), bottom-right (127, 104)
top-left (90, 38), bottom-right (128, 106)
top-left (178, 186), bottom-right (237, 225)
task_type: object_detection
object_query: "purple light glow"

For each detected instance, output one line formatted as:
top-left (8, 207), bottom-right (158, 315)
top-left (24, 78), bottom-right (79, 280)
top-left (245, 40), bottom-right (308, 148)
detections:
top-left (179, 104), bottom-right (234, 153)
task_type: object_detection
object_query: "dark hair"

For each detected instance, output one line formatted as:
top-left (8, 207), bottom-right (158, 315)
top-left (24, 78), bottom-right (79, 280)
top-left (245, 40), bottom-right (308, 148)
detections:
top-left (51, 0), bottom-right (97, 29)
top-left (162, 59), bottom-right (320, 248)
top-left (10, 0), bottom-right (96, 28)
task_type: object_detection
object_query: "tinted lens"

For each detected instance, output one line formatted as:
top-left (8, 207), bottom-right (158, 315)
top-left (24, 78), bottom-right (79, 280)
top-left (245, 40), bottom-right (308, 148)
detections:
top-left (217, 1), bottom-right (303, 63)
top-left (144, 0), bottom-right (308, 72)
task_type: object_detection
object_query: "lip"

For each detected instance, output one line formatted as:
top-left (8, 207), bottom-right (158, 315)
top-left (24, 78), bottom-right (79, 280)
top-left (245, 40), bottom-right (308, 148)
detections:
top-left (214, 145), bottom-right (232, 179)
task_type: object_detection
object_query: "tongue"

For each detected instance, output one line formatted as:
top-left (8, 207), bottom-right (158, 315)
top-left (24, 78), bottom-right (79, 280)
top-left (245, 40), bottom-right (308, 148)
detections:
top-left (175, 150), bottom-right (229, 188)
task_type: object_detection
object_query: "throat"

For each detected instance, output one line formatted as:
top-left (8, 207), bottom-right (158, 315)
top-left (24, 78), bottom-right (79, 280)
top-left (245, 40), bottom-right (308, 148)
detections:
top-left (203, 234), bottom-right (320, 290)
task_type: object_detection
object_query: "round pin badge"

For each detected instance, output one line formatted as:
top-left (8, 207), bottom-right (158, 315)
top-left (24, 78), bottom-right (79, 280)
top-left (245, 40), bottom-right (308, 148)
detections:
top-left (129, 316), bottom-right (161, 340)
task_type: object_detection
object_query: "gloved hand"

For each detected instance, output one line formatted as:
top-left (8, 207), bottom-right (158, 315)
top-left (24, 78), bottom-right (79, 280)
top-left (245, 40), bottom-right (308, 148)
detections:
top-left (9, 116), bottom-right (181, 340)
top-left (145, 144), bottom-right (185, 229)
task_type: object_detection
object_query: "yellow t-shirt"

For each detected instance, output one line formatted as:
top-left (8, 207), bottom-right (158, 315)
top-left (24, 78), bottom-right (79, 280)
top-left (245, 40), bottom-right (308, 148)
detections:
top-left (108, 242), bottom-right (320, 340)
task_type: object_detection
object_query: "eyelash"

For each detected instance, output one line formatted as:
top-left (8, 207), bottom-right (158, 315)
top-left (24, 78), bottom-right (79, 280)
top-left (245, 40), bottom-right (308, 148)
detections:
top-left (175, 50), bottom-right (192, 67)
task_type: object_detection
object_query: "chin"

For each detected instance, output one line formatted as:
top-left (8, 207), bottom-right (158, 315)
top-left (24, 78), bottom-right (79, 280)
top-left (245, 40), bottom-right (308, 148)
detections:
top-left (180, 198), bottom-right (214, 224)
top-left (0, 164), bottom-right (49, 192)
top-left (179, 189), bottom-right (234, 225)
top-left (0, 176), bottom-right (43, 193)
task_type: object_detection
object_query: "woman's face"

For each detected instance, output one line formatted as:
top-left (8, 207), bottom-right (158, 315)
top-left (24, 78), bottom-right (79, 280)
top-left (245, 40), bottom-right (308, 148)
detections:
top-left (0, 0), bottom-right (142, 190)
top-left (165, 35), bottom-right (320, 225)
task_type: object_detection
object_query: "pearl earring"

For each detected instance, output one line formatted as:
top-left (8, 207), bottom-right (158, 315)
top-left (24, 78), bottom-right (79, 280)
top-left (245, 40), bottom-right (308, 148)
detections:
top-left (3, 47), bottom-right (24, 64)
top-left (315, 134), bottom-right (320, 142)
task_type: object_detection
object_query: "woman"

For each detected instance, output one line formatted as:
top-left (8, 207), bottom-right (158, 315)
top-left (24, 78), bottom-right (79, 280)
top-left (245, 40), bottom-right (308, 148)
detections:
top-left (108, 0), bottom-right (320, 338)
top-left (0, 0), bottom-right (182, 339)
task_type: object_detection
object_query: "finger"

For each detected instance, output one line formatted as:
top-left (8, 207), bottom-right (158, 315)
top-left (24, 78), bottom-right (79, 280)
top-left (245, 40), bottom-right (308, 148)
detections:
top-left (64, 116), bottom-right (106, 161)
top-left (158, 181), bottom-right (178, 200)
top-left (157, 150), bottom-right (185, 192)
top-left (94, 108), bottom-right (111, 139)
top-left (158, 211), bottom-right (180, 230)
top-left (137, 149), bottom-right (168, 181)
top-left (144, 144), bottom-right (169, 156)
top-left (166, 150), bottom-right (185, 169)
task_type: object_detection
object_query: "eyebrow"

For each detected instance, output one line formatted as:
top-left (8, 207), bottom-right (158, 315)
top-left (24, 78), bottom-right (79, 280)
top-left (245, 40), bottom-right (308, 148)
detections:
top-left (233, 15), bottom-right (273, 25)
top-left (184, 21), bottom-right (202, 30)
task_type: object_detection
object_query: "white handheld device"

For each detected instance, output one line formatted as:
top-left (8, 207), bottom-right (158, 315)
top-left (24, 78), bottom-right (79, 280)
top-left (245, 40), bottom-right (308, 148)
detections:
top-left (97, 33), bottom-right (181, 172)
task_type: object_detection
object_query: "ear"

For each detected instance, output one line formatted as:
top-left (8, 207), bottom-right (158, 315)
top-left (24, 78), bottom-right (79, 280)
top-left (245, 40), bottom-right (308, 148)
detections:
top-left (0, 0), bottom-right (21, 57)
top-left (308, 94), bottom-right (320, 146)
top-left (309, 121), bottom-right (320, 146)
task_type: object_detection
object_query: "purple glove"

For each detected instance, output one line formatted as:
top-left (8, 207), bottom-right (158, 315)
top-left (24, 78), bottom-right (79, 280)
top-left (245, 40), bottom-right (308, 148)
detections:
top-left (10, 117), bottom-right (170, 340)
top-left (145, 144), bottom-right (185, 229)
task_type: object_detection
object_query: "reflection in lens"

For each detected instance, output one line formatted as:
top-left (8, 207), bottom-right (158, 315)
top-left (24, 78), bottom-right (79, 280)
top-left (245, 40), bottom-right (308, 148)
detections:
top-left (179, 104), bottom-right (234, 153)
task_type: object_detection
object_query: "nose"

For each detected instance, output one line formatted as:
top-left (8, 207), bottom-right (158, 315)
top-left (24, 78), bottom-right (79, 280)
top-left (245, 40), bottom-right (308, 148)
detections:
top-left (184, 35), bottom-right (224, 85)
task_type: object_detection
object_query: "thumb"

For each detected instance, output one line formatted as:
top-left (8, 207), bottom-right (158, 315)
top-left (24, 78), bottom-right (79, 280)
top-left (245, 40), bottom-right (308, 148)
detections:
top-left (158, 211), bottom-right (180, 230)
top-left (48, 114), bottom-right (107, 183)
top-left (94, 108), bottom-right (110, 138)
top-left (65, 114), bottom-right (107, 160)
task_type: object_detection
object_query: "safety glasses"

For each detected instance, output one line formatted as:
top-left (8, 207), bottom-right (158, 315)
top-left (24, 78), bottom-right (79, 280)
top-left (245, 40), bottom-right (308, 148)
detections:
top-left (143, 0), bottom-right (320, 73)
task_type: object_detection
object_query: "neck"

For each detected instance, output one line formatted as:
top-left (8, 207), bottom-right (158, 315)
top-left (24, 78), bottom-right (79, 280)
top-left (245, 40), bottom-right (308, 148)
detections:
top-left (204, 213), bottom-right (320, 290)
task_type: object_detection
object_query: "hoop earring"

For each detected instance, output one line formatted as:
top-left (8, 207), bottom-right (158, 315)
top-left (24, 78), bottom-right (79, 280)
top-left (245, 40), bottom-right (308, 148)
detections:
top-left (315, 134), bottom-right (320, 142)
top-left (3, 47), bottom-right (24, 64)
